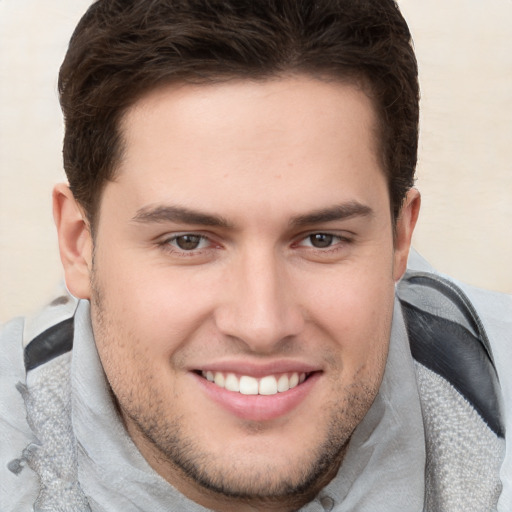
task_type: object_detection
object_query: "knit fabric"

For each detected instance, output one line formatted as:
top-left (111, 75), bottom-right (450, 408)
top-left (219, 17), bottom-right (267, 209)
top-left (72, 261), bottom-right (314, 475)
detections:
top-left (416, 363), bottom-right (504, 512)
top-left (12, 353), bottom-right (506, 512)
top-left (15, 352), bottom-right (90, 512)
top-left (2, 259), bottom-right (510, 511)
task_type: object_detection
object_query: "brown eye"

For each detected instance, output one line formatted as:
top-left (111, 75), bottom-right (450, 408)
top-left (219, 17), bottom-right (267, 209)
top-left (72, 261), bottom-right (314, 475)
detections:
top-left (308, 233), bottom-right (334, 248)
top-left (173, 234), bottom-right (204, 250)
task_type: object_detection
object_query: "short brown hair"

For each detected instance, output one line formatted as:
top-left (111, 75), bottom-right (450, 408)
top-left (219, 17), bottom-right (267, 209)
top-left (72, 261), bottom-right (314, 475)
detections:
top-left (59, 0), bottom-right (419, 227)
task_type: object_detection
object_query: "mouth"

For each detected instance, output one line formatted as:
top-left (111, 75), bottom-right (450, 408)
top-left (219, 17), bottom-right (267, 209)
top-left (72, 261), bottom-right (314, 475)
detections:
top-left (198, 370), bottom-right (310, 396)
top-left (191, 363), bottom-right (320, 421)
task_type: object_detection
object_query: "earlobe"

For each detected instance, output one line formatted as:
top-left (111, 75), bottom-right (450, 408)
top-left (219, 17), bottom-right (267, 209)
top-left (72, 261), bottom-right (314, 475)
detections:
top-left (393, 188), bottom-right (421, 282)
top-left (53, 183), bottom-right (93, 299)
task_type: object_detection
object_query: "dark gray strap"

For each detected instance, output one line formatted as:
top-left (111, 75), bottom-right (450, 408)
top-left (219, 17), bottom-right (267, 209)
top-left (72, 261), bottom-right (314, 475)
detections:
top-left (397, 272), bottom-right (504, 438)
top-left (24, 318), bottom-right (74, 371)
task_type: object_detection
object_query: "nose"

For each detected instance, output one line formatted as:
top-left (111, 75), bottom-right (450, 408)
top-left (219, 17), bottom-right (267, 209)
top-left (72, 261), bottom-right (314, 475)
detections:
top-left (214, 248), bottom-right (305, 353)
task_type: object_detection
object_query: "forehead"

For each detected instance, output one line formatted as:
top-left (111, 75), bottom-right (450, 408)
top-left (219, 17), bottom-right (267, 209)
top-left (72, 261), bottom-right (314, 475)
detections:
top-left (109, 76), bottom-right (387, 222)
top-left (121, 75), bottom-right (379, 154)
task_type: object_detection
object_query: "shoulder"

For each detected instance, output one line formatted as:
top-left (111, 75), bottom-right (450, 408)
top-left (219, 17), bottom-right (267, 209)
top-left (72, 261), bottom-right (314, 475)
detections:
top-left (397, 250), bottom-right (512, 511)
top-left (399, 250), bottom-right (512, 404)
top-left (397, 253), bottom-right (506, 437)
top-left (0, 293), bottom-right (79, 511)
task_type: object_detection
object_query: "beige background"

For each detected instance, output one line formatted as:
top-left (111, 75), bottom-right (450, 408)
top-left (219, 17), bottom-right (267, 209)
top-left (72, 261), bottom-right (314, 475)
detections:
top-left (1, 0), bottom-right (511, 322)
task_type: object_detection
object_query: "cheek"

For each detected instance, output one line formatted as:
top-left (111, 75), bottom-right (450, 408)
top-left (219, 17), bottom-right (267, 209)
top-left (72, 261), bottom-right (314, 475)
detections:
top-left (300, 260), bottom-right (395, 369)
top-left (305, 262), bottom-right (395, 329)
top-left (90, 286), bottom-right (177, 411)
top-left (93, 252), bottom-right (218, 350)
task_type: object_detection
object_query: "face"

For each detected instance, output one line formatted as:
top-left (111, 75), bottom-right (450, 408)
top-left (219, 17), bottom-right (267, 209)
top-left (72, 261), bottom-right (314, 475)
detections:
top-left (59, 76), bottom-right (418, 512)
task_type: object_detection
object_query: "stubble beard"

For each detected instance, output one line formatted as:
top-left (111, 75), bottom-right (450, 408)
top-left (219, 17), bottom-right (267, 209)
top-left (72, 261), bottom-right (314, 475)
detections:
top-left (121, 380), bottom-right (376, 509)
top-left (90, 272), bottom-right (383, 509)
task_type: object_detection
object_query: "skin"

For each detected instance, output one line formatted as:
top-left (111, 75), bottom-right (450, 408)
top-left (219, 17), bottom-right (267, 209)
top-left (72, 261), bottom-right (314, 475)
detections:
top-left (54, 75), bottom-right (420, 512)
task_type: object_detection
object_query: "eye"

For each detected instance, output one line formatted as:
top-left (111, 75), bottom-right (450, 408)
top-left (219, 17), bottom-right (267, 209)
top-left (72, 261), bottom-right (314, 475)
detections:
top-left (167, 234), bottom-right (210, 251)
top-left (299, 233), bottom-right (342, 249)
top-left (307, 233), bottom-right (335, 248)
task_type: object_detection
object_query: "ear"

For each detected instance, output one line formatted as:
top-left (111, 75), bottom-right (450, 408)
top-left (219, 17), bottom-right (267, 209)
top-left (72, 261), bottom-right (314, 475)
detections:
top-left (393, 188), bottom-right (421, 282)
top-left (53, 183), bottom-right (93, 299)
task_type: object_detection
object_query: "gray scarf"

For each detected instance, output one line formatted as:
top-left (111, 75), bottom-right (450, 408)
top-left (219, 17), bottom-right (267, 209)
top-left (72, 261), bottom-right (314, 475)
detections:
top-left (69, 298), bottom-right (425, 511)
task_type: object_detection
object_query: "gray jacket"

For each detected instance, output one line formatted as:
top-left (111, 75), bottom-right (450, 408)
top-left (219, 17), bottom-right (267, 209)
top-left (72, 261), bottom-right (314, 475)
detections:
top-left (1, 251), bottom-right (511, 511)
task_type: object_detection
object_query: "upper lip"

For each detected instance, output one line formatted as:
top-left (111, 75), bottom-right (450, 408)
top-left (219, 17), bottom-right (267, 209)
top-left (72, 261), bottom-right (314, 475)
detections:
top-left (191, 360), bottom-right (321, 377)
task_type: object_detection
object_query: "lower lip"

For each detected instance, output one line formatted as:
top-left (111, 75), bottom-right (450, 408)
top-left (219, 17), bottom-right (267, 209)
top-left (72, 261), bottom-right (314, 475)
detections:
top-left (192, 372), bottom-right (320, 422)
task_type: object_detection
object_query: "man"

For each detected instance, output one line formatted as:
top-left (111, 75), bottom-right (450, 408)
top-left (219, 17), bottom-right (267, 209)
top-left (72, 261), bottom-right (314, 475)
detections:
top-left (1, 1), bottom-right (510, 511)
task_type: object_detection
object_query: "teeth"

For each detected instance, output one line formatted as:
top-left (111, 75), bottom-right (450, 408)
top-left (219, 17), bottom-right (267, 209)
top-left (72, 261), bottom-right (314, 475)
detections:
top-left (259, 375), bottom-right (277, 395)
top-left (214, 372), bottom-right (225, 388)
top-left (277, 374), bottom-right (290, 392)
top-left (201, 371), bottom-right (308, 396)
top-left (225, 373), bottom-right (240, 392)
top-left (239, 376), bottom-right (259, 395)
top-left (289, 373), bottom-right (299, 388)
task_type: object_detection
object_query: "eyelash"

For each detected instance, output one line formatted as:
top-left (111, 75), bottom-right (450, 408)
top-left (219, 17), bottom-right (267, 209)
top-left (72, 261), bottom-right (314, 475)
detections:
top-left (295, 233), bottom-right (350, 250)
top-left (159, 231), bottom-right (352, 257)
top-left (160, 233), bottom-right (214, 255)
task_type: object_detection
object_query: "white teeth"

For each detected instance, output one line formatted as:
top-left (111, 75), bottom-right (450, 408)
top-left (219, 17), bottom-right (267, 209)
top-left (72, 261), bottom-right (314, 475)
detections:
top-left (259, 376), bottom-right (277, 395)
top-left (277, 374), bottom-right (290, 392)
top-left (214, 372), bottom-right (225, 388)
top-left (201, 370), bottom-right (308, 395)
top-left (225, 373), bottom-right (240, 392)
top-left (239, 376), bottom-right (259, 395)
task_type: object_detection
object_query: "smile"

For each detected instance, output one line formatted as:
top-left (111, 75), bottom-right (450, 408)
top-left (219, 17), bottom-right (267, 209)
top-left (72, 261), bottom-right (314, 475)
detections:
top-left (201, 371), bottom-right (308, 396)
top-left (194, 366), bottom-right (320, 421)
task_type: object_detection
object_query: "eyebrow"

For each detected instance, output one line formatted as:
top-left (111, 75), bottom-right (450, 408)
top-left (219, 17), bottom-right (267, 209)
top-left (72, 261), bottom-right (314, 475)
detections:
top-left (289, 202), bottom-right (373, 227)
top-left (132, 205), bottom-right (233, 228)
top-left (132, 201), bottom-right (373, 229)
